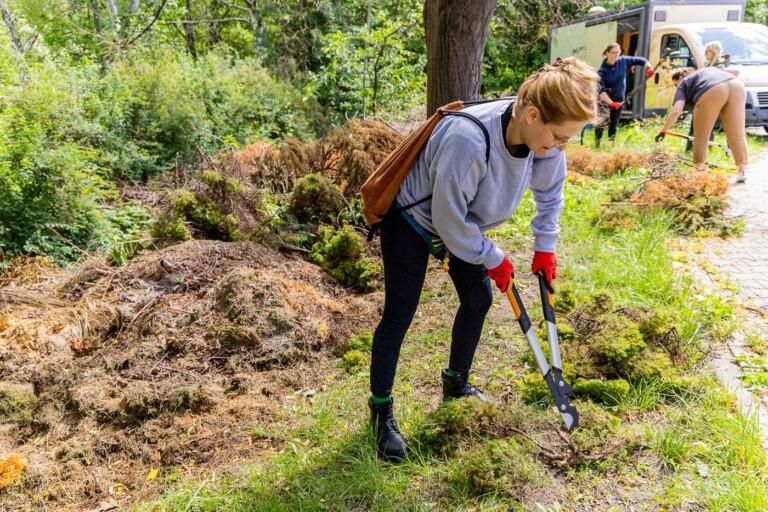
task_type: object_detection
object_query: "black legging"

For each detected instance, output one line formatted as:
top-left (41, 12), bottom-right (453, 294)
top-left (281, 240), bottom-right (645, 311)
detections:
top-left (594, 102), bottom-right (622, 144)
top-left (370, 208), bottom-right (493, 398)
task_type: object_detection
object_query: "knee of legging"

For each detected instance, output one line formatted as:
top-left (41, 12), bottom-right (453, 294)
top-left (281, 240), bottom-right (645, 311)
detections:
top-left (375, 313), bottom-right (413, 339)
top-left (460, 286), bottom-right (493, 315)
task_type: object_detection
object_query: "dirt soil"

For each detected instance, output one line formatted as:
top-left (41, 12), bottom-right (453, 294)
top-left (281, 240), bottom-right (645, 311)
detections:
top-left (0, 241), bottom-right (380, 510)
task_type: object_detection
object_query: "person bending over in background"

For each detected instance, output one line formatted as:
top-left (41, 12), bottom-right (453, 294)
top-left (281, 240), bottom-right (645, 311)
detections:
top-left (656, 67), bottom-right (747, 183)
top-left (368, 58), bottom-right (600, 462)
top-left (595, 43), bottom-right (654, 148)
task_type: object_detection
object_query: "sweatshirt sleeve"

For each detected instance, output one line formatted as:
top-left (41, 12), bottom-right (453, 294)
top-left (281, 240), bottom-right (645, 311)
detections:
top-left (529, 149), bottom-right (566, 252)
top-left (430, 130), bottom-right (505, 269)
top-left (625, 56), bottom-right (649, 67)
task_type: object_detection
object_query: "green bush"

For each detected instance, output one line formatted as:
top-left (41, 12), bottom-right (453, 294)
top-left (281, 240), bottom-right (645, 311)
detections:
top-left (0, 63), bottom-right (116, 264)
top-left (97, 51), bottom-right (315, 180)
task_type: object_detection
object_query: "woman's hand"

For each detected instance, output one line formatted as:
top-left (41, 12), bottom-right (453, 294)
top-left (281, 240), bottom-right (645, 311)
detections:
top-left (532, 252), bottom-right (557, 288)
top-left (645, 65), bottom-right (655, 78)
top-left (486, 257), bottom-right (514, 292)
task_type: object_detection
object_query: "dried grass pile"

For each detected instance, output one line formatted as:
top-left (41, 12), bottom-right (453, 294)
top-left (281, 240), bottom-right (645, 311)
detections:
top-left (0, 240), bottom-right (378, 509)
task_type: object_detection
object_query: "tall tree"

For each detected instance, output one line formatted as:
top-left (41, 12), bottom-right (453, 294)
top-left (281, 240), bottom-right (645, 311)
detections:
top-left (423, 0), bottom-right (497, 114)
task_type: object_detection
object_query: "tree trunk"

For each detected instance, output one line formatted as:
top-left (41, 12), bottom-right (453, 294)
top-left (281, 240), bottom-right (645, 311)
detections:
top-left (183, 0), bottom-right (197, 58)
top-left (107, 0), bottom-right (121, 33)
top-left (423, 0), bottom-right (497, 115)
top-left (208, 0), bottom-right (222, 46)
top-left (90, 0), bottom-right (103, 35)
top-left (0, 0), bottom-right (24, 54)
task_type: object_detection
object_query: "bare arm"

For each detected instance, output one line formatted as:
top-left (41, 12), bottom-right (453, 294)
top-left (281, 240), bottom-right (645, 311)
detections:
top-left (661, 99), bottom-right (686, 133)
top-left (599, 92), bottom-right (613, 104)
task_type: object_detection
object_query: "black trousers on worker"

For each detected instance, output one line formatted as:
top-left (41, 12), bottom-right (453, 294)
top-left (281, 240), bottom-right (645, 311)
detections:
top-left (369, 208), bottom-right (493, 398)
top-left (594, 102), bottom-right (622, 145)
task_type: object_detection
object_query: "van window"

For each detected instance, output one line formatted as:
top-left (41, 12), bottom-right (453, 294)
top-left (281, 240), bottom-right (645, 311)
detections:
top-left (660, 34), bottom-right (697, 67)
top-left (689, 24), bottom-right (768, 65)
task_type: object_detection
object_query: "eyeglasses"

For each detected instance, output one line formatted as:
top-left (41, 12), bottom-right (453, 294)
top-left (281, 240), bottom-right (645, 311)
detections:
top-left (544, 124), bottom-right (577, 150)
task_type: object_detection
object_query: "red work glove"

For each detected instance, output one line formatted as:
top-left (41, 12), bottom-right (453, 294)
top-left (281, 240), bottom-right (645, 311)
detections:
top-left (486, 257), bottom-right (514, 292)
top-left (645, 66), bottom-right (655, 78)
top-left (532, 251), bottom-right (557, 288)
top-left (610, 101), bottom-right (623, 110)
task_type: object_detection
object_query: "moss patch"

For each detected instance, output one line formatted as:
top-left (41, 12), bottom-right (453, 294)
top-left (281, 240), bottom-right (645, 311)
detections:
top-left (458, 438), bottom-right (548, 499)
top-left (0, 383), bottom-right (37, 425)
top-left (310, 225), bottom-right (379, 291)
top-left (288, 174), bottom-right (345, 223)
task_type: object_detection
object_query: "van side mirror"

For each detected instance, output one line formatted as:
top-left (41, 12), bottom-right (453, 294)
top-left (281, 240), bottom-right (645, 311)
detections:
top-left (668, 50), bottom-right (681, 60)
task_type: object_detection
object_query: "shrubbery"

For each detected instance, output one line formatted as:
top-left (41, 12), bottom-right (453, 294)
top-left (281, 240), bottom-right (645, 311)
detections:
top-left (0, 50), bottom-right (314, 264)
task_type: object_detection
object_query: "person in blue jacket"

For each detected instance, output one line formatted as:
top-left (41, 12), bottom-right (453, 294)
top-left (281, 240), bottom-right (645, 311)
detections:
top-left (595, 43), bottom-right (654, 147)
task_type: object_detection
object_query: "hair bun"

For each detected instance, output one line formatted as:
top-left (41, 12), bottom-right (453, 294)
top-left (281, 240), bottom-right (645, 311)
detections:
top-left (546, 56), bottom-right (577, 74)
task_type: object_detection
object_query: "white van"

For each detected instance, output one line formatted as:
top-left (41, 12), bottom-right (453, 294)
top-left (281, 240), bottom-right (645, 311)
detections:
top-left (550, 0), bottom-right (768, 131)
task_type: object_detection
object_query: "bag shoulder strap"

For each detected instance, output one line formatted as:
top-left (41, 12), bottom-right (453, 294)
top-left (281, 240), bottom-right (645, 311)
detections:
top-left (367, 97), bottom-right (514, 239)
top-left (438, 110), bottom-right (491, 164)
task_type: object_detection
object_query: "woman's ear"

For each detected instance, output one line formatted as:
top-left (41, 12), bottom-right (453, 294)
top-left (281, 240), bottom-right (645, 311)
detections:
top-left (525, 106), bottom-right (539, 126)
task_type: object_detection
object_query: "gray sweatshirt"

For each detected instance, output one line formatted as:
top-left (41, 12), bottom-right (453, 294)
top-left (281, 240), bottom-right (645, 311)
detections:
top-left (395, 99), bottom-right (566, 270)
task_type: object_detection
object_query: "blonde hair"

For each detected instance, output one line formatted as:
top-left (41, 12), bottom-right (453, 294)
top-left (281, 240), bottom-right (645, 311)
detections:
top-left (513, 57), bottom-right (600, 125)
top-left (705, 40), bottom-right (722, 66)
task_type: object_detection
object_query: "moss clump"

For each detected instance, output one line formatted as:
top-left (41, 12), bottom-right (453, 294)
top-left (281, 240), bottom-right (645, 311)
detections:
top-left (415, 398), bottom-right (505, 453)
top-left (639, 307), bottom-right (678, 342)
top-left (672, 195), bottom-right (741, 237)
top-left (583, 291), bottom-right (614, 316)
top-left (0, 383), bottom-right (37, 425)
top-left (336, 331), bottom-right (373, 356)
top-left (573, 378), bottom-right (629, 405)
top-left (118, 381), bottom-right (165, 424)
top-left (170, 189), bottom-right (235, 239)
top-left (590, 315), bottom-right (645, 364)
top-left (626, 350), bottom-right (675, 381)
top-left (288, 173), bottom-right (345, 223)
top-left (348, 331), bottom-right (373, 352)
top-left (594, 205), bottom-right (639, 233)
top-left (310, 225), bottom-right (379, 291)
top-left (168, 384), bottom-right (213, 413)
top-left (459, 438), bottom-right (548, 498)
top-left (151, 214), bottom-right (192, 241)
top-left (341, 349), bottom-right (367, 374)
top-left (200, 170), bottom-right (222, 186)
top-left (517, 373), bottom-right (549, 405)
top-left (554, 282), bottom-right (578, 315)
top-left (216, 324), bottom-right (262, 349)
top-left (570, 400), bottom-right (621, 454)
top-left (665, 375), bottom-right (706, 398)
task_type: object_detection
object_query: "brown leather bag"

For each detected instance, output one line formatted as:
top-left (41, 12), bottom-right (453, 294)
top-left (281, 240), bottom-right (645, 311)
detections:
top-left (361, 100), bottom-right (466, 226)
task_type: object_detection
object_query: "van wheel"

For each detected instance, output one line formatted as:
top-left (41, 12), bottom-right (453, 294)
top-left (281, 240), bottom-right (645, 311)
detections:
top-left (764, 126), bottom-right (768, 134)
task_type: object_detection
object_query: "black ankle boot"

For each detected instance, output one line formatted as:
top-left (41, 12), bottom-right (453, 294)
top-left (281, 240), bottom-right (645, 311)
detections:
top-left (368, 397), bottom-right (407, 462)
top-left (441, 368), bottom-right (490, 402)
